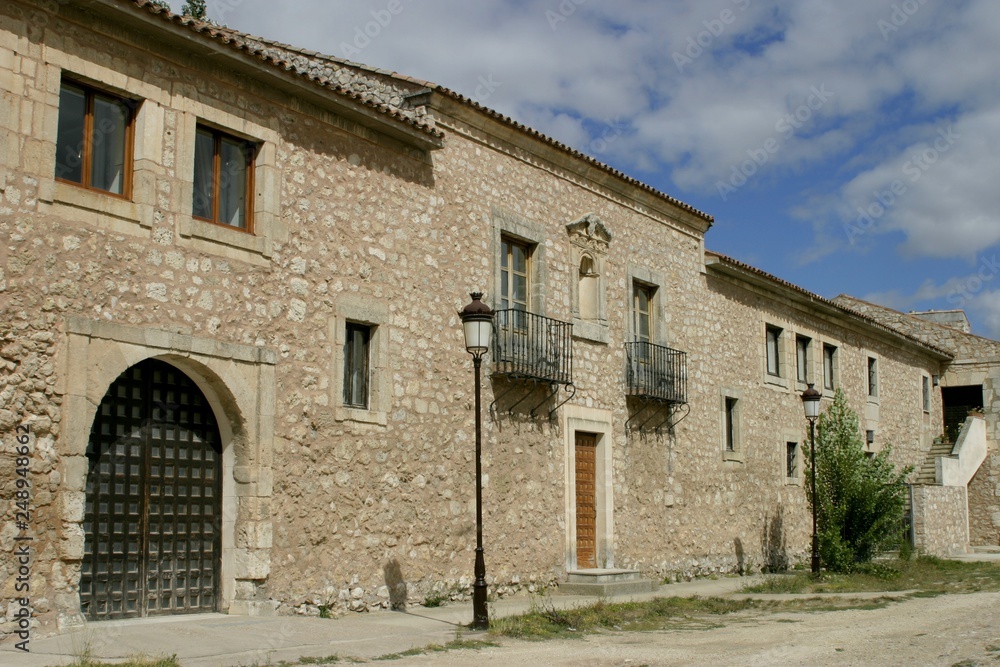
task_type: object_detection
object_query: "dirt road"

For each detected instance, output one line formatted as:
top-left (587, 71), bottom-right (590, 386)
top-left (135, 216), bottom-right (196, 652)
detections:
top-left (396, 591), bottom-right (1000, 666)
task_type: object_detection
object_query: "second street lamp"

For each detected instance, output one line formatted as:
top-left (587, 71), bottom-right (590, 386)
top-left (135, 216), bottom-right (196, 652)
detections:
top-left (801, 382), bottom-right (822, 576)
top-left (459, 292), bottom-right (493, 630)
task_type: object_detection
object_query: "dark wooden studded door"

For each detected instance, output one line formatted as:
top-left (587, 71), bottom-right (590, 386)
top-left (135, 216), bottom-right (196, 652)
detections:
top-left (81, 358), bottom-right (222, 620)
top-left (575, 432), bottom-right (598, 570)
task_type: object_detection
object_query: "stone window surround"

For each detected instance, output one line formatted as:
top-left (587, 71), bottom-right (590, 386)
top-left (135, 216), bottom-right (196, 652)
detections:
top-left (330, 294), bottom-right (391, 426)
top-left (58, 317), bottom-right (277, 622)
top-left (492, 206), bottom-right (548, 316)
top-left (626, 265), bottom-right (668, 347)
top-left (562, 405), bottom-right (614, 571)
top-left (794, 333), bottom-right (813, 388)
top-left (721, 387), bottom-right (744, 463)
top-left (36, 56), bottom-right (284, 268)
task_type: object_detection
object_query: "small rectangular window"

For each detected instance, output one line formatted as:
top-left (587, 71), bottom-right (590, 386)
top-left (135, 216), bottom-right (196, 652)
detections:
top-left (766, 325), bottom-right (782, 377)
top-left (193, 125), bottom-right (255, 231)
top-left (786, 442), bottom-right (798, 478)
top-left (343, 323), bottom-right (371, 408)
top-left (823, 344), bottom-right (837, 390)
top-left (868, 357), bottom-right (878, 398)
top-left (56, 80), bottom-right (134, 196)
top-left (796, 335), bottom-right (811, 383)
top-left (725, 397), bottom-right (738, 452)
top-left (922, 376), bottom-right (931, 412)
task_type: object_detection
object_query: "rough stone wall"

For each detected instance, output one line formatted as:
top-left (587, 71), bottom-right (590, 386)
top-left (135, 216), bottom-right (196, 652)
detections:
top-left (968, 454), bottom-right (1000, 546)
top-left (912, 485), bottom-right (969, 556)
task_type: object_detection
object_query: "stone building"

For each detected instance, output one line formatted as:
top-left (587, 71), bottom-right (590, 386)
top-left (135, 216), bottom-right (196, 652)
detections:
top-left (0, 0), bottom-right (984, 638)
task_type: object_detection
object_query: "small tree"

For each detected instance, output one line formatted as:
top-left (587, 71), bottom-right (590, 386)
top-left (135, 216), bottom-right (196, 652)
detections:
top-left (805, 389), bottom-right (912, 572)
top-left (181, 0), bottom-right (208, 20)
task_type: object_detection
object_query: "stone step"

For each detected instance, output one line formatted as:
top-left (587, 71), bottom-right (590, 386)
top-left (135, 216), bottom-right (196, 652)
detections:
top-left (914, 442), bottom-right (957, 485)
top-left (558, 569), bottom-right (659, 596)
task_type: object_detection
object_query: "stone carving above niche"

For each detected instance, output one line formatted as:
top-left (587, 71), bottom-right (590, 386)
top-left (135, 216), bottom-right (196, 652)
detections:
top-left (566, 213), bottom-right (612, 255)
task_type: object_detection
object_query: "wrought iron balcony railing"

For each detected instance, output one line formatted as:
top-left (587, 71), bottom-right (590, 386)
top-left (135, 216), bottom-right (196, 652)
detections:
top-left (625, 342), bottom-right (687, 404)
top-left (492, 309), bottom-right (573, 385)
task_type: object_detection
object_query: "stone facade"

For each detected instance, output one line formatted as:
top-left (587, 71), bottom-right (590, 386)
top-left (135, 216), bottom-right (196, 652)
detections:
top-left (0, 0), bottom-right (976, 640)
top-left (912, 485), bottom-right (970, 557)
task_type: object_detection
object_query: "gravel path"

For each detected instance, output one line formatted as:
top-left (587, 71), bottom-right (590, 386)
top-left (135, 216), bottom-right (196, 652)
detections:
top-left (395, 591), bottom-right (1000, 666)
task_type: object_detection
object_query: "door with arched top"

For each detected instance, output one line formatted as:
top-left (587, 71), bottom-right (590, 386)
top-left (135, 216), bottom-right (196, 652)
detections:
top-left (80, 358), bottom-right (222, 619)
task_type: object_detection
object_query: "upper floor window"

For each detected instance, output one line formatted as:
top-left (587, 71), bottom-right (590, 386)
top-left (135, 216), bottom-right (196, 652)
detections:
top-left (633, 282), bottom-right (655, 345)
top-left (766, 325), bottom-right (783, 377)
top-left (923, 375), bottom-right (931, 412)
top-left (500, 236), bottom-right (531, 314)
top-left (343, 322), bottom-right (372, 409)
top-left (823, 343), bottom-right (838, 390)
top-left (786, 441), bottom-right (799, 479)
top-left (193, 125), bottom-right (255, 231)
top-left (796, 335), bottom-right (811, 383)
top-left (868, 357), bottom-right (879, 398)
top-left (55, 80), bottom-right (135, 197)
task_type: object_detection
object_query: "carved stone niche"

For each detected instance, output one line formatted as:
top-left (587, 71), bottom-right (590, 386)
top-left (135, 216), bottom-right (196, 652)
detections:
top-left (566, 214), bottom-right (612, 344)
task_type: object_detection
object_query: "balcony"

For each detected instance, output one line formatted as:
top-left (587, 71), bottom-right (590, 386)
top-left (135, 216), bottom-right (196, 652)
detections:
top-left (492, 309), bottom-right (573, 385)
top-left (625, 342), bottom-right (687, 404)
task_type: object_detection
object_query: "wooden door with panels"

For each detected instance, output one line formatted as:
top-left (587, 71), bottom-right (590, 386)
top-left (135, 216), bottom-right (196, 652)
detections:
top-left (81, 358), bottom-right (222, 620)
top-left (575, 432), bottom-right (598, 569)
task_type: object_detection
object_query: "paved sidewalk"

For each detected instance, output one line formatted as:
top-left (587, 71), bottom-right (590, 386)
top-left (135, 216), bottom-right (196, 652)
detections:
top-left (2, 576), bottom-right (761, 667)
top-left (7, 552), bottom-right (999, 667)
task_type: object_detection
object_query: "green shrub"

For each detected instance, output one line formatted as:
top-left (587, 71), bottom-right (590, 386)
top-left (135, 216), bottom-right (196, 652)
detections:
top-left (806, 389), bottom-right (912, 572)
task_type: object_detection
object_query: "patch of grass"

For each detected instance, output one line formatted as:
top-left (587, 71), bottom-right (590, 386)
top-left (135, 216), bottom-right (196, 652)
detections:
top-left (741, 557), bottom-right (1000, 596)
top-left (372, 638), bottom-right (499, 661)
top-left (422, 592), bottom-right (448, 608)
top-left (491, 595), bottom-right (761, 640)
top-left (68, 657), bottom-right (181, 667)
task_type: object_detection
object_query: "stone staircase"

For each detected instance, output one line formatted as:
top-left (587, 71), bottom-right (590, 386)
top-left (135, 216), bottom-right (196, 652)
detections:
top-left (558, 569), bottom-right (659, 596)
top-left (914, 439), bottom-right (956, 485)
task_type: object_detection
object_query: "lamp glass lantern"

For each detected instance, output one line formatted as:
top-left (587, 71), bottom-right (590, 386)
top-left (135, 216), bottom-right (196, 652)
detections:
top-left (802, 383), bottom-right (822, 420)
top-left (460, 293), bottom-right (494, 357)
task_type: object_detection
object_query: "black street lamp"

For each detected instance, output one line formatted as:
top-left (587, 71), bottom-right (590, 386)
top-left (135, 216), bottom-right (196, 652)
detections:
top-left (801, 383), bottom-right (822, 576)
top-left (459, 292), bottom-right (493, 630)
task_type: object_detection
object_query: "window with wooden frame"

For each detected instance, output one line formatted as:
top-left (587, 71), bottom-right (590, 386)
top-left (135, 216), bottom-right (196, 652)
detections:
top-left (500, 236), bottom-right (531, 329)
top-left (55, 80), bottom-right (135, 197)
top-left (632, 281), bottom-right (656, 362)
top-left (343, 322), bottom-right (372, 409)
top-left (193, 125), bottom-right (255, 231)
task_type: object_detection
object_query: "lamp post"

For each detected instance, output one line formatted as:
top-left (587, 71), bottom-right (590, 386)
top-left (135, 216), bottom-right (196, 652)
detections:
top-left (459, 292), bottom-right (493, 630)
top-left (801, 383), bottom-right (822, 576)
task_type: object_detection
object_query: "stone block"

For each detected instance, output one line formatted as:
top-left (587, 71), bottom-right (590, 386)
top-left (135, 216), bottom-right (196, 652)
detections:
top-left (232, 549), bottom-right (270, 580)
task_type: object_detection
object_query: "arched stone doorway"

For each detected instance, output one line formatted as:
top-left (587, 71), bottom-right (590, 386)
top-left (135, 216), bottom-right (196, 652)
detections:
top-left (80, 358), bottom-right (222, 620)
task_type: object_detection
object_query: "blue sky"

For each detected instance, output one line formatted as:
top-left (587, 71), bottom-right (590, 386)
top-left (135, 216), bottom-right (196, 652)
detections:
top-left (177, 0), bottom-right (1000, 337)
